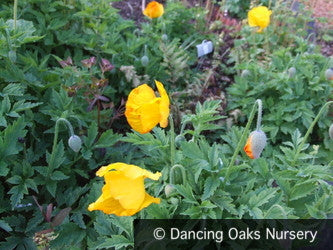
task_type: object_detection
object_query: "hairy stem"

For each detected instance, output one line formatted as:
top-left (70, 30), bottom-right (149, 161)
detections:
top-left (223, 99), bottom-right (262, 183)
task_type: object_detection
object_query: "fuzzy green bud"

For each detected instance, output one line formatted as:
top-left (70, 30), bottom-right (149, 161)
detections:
top-left (164, 184), bottom-right (176, 197)
top-left (169, 197), bottom-right (179, 205)
top-left (241, 69), bottom-right (251, 78)
top-left (162, 34), bottom-right (168, 42)
top-left (68, 135), bottom-right (82, 152)
top-left (288, 67), bottom-right (296, 78)
top-left (141, 55), bottom-right (149, 67)
top-left (175, 135), bottom-right (186, 148)
top-left (325, 69), bottom-right (333, 81)
top-left (329, 124), bottom-right (333, 140)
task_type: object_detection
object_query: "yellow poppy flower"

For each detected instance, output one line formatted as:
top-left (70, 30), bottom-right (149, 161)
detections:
top-left (248, 6), bottom-right (272, 32)
top-left (125, 80), bottom-right (170, 134)
top-left (88, 162), bottom-right (161, 216)
top-left (244, 130), bottom-right (267, 159)
top-left (143, 1), bottom-right (164, 19)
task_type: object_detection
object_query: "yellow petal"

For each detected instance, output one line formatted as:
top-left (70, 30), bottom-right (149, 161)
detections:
top-left (138, 193), bottom-right (161, 211)
top-left (125, 97), bottom-right (161, 134)
top-left (126, 84), bottom-right (156, 109)
top-left (88, 163), bottom-right (162, 216)
top-left (155, 80), bottom-right (170, 128)
top-left (97, 163), bottom-right (162, 181)
top-left (248, 6), bottom-right (272, 30)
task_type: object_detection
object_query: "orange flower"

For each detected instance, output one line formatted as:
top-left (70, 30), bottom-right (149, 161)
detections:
top-left (88, 163), bottom-right (161, 216)
top-left (143, 1), bottom-right (164, 19)
top-left (244, 130), bottom-right (267, 159)
top-left (125, 80), bottom-right (170, 134)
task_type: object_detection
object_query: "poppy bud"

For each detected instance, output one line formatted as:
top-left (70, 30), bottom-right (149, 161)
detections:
top-left (162, 34), bottom-right (168, 42)
top-left (175, 135), bottom-right (186, 148)
top-left (169, 197), bottom-right (179, 205)
top-left (241, 69), bottom-right (251, 78)
top-left (325, 69), bottom-right (333, 81)
top-left (164, 184), bottom-right (176, 197)
top-left (141, 55), bottom-right (149, 67)
top-left (329, 124), bottom-right (333, 140)
top-left (288, 67), bottom-right (296, 78)
top-left (244, 130), bottom-right (267, 159)
top-left (68, 135), bottom-right (82, 152)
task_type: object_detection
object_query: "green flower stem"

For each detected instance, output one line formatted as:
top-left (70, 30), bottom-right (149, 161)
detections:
top-left (169, 164), bottom-right (186, 185)
top-left (291, 101), bottom-right (333, 166)
top-left (13, 0), bottom-right (18, 29)
top-left (169, 114), bottom-right (175, 167)
top-left (49, 118), bottom-right (74, 171)
top-left (223, 99), bottom-right (262, 183)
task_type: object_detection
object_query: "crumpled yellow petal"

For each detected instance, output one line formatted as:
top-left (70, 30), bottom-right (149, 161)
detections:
top-left (248, 6), bottom-right (272, 32)
top-left (89, 163), bottom-right (162, 216)
top-left (125, 81), bottom-right (170, 134)
top-left (155, 80), bottom-right (170, 128)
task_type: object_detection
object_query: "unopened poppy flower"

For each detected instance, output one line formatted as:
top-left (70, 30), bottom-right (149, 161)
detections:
top-left (125, 80), bottom-right (170, 134)
top-left (248, 6), bottom-right (272, 33)
top-left (88, 162), bottom-right (161, 216)
top-left (244, 130), bottom-right (267, 159)
top-left (143, 1), bottom-right (164, 19)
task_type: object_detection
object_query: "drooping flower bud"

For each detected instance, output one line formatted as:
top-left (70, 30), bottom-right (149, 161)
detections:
top-left (68, 135), bottom-right (82, 152)
top-left (288, 67), bottom-right (296, 78)
top-left (244, 130), bottom-right (267, 159)
top-left (241, 69), bottom-right (251, 78)
top-left (141, 55), bottom-right (149, 67)
top-left (164, 184), bottom-right (176, 197)
top-left (329, 124), bottom-right (333, 140)
top-left (325, 69), bottom-right (333, 81)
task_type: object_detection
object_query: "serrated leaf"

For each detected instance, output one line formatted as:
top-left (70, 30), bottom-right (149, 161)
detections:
top-left (94, 130), bottom-right (121, 148)
top-left (84, 122), bottom-right (98, 148)
top-left (0, 220), bottom-right (12, 232)
top-left (289, 180), bottom-right (317, 201)
top-left (174, 184), bottom-right (198, 204)
top-left (50, 171), bottom-right (69, 180)
top-left (95, 235), bottom-right (133, 249)
top-left (8, 184), bottom-right (28, 207)
top-left (46, 181), bottom-right (57, 197)
top-left (201, 176), bottom-right (220, 200)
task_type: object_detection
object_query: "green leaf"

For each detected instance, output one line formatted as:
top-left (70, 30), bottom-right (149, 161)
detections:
top-left (0, 117), bottom-right (27, 158)
top-left (84, 122), bottom-right (98, 148)
top-left (201, 176), bottom-right (220, 200)
top-left (50, 171), bottom-right (69, 181)
top-left (212, 196), bottom-right (238, 216)
top-left (8, 184), bottom-right (28, 207)
top-left (46, 180), bottom-right (57, 197)
top-left (0, 220), bottom-right (12, 232)
top-left (181, 141), bottom-right (204, 160)
top-left (289, 180), bottom-right (317, 201)
top-left (174, 184), bottom-right (198, 204)
top-left (47, 141), bottom-right (65, 169)
top-left (50, 223), bottom-right (85, 248)
top-left (95, 235), bottom-right (133, 249)
top-left (94, 130), bottom-right (121, 148)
